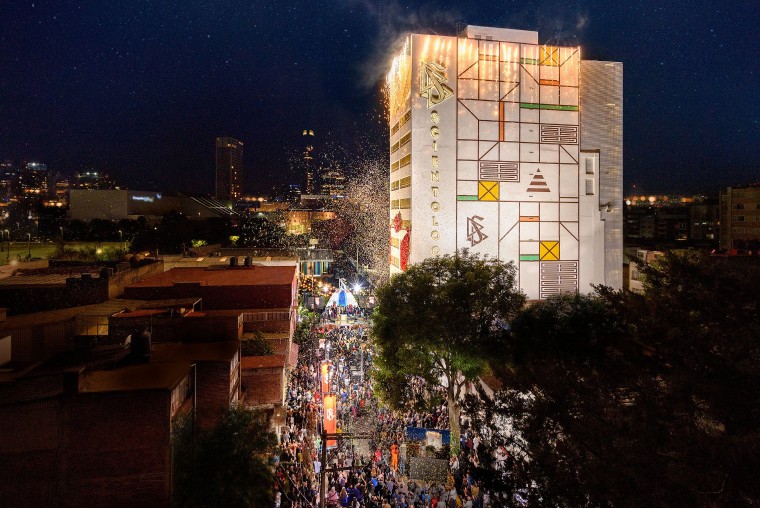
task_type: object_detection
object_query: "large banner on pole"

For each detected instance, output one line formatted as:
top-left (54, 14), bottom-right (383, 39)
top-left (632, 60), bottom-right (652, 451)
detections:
top-left (320, 361), bottom-right (331, 394)
top-left (323, 393), bottom-right (337, 447)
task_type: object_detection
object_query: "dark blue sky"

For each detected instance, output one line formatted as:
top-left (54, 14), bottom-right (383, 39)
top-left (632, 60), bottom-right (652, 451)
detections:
top-left (1, 0), bottom-right (758, 195)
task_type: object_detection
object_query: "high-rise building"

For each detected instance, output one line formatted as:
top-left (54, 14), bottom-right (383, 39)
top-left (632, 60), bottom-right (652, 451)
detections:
top-left (302, 130), bottom-right (316, 195)
top-left (320, 164), bottom-right (346, 198)
top-left (387, 25), bottom-right (623, 299)
top-left (72, 170), bottom-right (117, 190)
top-left (215, 137), bottom-right (244, 202)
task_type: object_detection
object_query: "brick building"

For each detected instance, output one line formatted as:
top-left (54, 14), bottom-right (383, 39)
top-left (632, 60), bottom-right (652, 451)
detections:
top-left (123, 265), bottom-right (298, 310)
top-left (0, 340), bottom-right (240, 507)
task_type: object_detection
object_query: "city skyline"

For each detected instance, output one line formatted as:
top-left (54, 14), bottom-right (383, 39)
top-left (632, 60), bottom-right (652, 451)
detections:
top-left (1, 1), bottom-right (757, 195)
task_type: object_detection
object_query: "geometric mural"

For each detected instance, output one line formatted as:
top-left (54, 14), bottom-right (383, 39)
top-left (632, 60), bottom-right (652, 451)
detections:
top-left (386, 26), bottom-right (621, 300)
top-left (456, 37), bottom-right (580, 296)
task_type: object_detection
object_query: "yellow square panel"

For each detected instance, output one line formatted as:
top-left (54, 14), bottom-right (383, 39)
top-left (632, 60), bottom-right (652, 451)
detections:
top-left (478, 181), bottom-right (499, 201)
top-left (539, 46), bottom-right (559, 66)
top-left (539, 241), bottom-right (560, 260)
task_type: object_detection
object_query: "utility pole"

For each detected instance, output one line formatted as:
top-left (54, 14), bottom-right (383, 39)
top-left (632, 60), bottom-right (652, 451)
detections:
top-left (318, 432), bottom-right (371, 508)
top-left (320, 430), bottom-right (327, 508)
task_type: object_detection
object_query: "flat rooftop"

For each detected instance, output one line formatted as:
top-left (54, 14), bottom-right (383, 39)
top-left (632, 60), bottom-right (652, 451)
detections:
top-left (0, 298), bottom-right (148, 332)
top-left (152, 341), bottom-right (239, 364)
top-left (0, 267), bottom-right (103, 288)
top-left (79, 360), bottom-right (192, 393)
top-left (78, 341), bottom-right (240, 393)
top-left (242, 355), bottom-right (287, 369)
top-left (127, 266), bottom-right (297, 289)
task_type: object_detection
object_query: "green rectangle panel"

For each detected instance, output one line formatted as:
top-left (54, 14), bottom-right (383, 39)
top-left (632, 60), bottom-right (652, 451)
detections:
top-left (520, 58), bottom-right (540, 65)
top-left (519, 254), bottom-right (540, 261)
top-left (520, 103), bottom-right (579, 111)
top-left (457, 195), bottom-right (478, 201)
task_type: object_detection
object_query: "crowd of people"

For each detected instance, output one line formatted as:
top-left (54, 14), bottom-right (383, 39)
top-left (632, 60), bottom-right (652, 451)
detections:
top-left (273, 308), bottom-right (491, 508)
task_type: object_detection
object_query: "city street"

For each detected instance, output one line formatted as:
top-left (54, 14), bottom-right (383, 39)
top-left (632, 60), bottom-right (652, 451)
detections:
top-left (275, 302), bottom-right (487, 508)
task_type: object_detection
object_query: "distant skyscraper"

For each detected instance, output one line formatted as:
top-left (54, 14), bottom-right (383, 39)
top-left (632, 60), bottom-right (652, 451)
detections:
top-left (215, 137), bottom-right (244, 202)
top-left (320, 164), bottom-right (346, 197)
top-left (302, 130), bottom-right (316, 195)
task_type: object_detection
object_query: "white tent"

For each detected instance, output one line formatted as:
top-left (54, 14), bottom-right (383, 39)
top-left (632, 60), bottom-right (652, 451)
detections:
top-left (325, 279), bottom-right (358, 308)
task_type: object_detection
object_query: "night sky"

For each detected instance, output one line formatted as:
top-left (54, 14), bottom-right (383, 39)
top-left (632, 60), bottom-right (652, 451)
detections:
top-left (1, 1), bottom-right (758, 195)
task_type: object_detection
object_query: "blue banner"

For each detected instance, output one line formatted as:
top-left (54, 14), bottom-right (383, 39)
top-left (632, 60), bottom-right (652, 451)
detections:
top-left (405, 427), bottom-right (450, 445)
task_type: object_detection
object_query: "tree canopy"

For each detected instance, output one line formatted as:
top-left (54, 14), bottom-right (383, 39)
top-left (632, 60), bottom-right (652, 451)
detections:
top-left (465, 252), bottom-right (760, 507)
top-left (371, 250), bottom-right (526, 454)
top-left (172, 405), bottom-right (277, 508)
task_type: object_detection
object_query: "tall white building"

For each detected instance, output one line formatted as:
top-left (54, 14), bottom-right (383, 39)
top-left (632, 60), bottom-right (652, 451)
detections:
top-left (387, 25), bottom-right (622, 299)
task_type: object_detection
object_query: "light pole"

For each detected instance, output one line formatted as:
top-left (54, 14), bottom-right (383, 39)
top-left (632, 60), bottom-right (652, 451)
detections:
top-left (27, 233), bottom-right (31, 258)
top-left (4, 230), bottom-right (9, 262)
top-left (0, 230), bottom-right (3, 252)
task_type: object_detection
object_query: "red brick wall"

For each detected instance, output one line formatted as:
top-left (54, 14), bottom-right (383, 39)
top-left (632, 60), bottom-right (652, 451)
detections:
top-left (0, 390), bottom-right (172, 508)
top-left (242, 368), bottom-right (285, 406)
top-left (64, 391), bottom-right (172, 507)
top-left (195, 362), bottom-right (234, 430)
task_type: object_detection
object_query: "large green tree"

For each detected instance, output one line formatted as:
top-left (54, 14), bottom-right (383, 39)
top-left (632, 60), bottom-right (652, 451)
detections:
top-left (371, 250), bottom-right (525, 454)
top-left (465, 252), bottom-right (760, 507)
top-left (172, 405), bottom-right (277, 508)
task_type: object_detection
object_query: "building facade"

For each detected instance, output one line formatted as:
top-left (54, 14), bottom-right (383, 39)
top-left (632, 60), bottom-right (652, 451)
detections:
top-left (215, 136), bottom-right (244, 202)
top-left (720, 185), bottom-right (760, 250)
top-left (387, 25), bottom-right (623, 299)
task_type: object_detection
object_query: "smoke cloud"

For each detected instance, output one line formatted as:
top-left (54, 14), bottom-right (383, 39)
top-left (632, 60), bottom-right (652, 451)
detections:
top-left (345, 0), bottom-right (462, 89)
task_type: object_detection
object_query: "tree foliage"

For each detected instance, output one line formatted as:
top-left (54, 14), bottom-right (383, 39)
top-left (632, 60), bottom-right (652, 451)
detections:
top-left (465, 252), bottom-right (760, 507)
top-left (371, 250), bottom-right (525, 454)
top-left (241, 330), bottom-right (273, 356)
top-left (172, 405), bottom-right (277, 508)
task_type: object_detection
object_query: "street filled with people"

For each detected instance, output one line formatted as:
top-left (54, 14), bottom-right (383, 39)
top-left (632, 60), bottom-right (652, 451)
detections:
top-left (273, 303), bottom-right (491, 508)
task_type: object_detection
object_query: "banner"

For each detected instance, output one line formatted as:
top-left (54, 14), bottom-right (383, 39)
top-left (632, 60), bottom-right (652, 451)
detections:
top-left (320, 361), bottom-right (331, 394)
top-left (323, 393), bottom-right (337, 447)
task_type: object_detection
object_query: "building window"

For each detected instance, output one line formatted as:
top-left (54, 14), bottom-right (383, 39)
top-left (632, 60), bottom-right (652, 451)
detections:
top-left (585, 178), bottom-right (594, 195)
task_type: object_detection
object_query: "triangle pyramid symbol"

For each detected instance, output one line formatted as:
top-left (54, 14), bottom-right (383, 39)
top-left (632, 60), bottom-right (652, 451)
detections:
top-left (526, 169), bottom-right (550, 193)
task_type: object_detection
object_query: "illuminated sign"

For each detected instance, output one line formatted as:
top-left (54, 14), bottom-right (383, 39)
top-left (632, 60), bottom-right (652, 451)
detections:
top-left (419, 61), bottom-right (453, 108)
top-left (131, 193), bottom-right (162, 203)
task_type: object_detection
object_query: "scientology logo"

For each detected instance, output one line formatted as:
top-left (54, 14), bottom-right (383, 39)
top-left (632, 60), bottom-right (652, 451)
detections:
top-left (419, 61), bottom-right (453, 108)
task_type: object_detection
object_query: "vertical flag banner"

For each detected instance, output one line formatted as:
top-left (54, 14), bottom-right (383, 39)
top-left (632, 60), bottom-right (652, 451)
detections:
top-left (323, 394), bottom-right (337, 447)
top-left (320, 361), bottom-right (331, 394)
